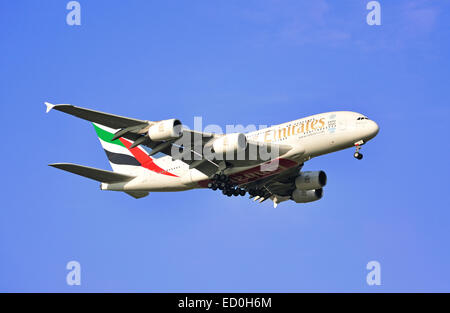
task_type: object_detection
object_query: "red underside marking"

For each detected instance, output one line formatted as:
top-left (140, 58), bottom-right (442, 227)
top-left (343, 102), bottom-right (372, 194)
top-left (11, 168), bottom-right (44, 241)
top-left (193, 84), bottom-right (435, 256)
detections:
top-left (119, 138), bottom-right (178, 177)
top-left (198, 158), bottom-right (298, 187)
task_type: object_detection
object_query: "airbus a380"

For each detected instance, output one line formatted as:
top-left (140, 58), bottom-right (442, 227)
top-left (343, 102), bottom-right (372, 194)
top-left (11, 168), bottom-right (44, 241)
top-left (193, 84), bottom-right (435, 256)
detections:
top-left (46, 102), bottom-right (379, 207)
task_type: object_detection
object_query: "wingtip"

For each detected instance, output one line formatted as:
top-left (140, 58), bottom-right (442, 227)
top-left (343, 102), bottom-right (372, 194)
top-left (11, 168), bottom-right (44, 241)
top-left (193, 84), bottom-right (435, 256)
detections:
top-left (44, 102), bottom-right (55, 113)
top-left (48, 163), bottom-right (70, 168)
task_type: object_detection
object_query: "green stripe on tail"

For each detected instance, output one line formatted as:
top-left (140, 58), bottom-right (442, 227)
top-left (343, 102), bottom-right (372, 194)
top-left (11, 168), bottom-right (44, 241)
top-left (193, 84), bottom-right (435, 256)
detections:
top-left (93, 123), bottom-right (126, 147)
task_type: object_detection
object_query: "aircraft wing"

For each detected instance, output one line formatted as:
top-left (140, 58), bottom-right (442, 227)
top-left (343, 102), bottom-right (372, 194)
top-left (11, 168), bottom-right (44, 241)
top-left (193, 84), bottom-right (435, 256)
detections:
top-left (45, 102), bottom-right (293, 177)
top-left (49, 163), bottom-right (149, 199)
top-left (242, 163), bottom-right (303, 207)
top-left (49, 163), bottom-right (135, 183)
top-left (45, 102), bottom-right (149, 129)
top-left (173, 138), bottom-right (293, 177)
top-left (45, 101), bottom-right (212, 149)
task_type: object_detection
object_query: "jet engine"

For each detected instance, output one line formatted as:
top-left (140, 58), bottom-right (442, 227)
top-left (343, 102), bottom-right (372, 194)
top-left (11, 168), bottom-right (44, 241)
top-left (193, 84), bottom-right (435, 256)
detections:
top-left (295, 171), bottom-right (327, 190)
top-left (291, 188), bottom-right (323, 203)
top-left (212, 133), bottom-right (247, 155)
top-left (148, 119), bottom-right (183, 141)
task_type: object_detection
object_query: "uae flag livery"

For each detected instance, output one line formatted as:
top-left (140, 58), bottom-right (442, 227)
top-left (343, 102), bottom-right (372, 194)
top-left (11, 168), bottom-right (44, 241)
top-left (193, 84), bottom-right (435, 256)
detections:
top-left (93, 123), bottom-right (177, 177)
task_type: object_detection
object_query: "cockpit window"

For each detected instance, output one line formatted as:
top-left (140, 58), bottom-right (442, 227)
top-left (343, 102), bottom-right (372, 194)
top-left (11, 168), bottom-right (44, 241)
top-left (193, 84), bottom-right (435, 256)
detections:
top-left (357, 117), bottom-right (369, 120)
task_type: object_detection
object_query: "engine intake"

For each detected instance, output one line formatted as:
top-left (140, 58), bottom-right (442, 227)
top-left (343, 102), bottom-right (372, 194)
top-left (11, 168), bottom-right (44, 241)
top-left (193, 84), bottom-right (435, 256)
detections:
top-left (292, 188), bottom-right (323, 203)
top-left (212, 133), bottom-right (247, 155)
top-left (295, 171), bottom-right (327, 190)
top-left (148, 119), bottom-right (182, 141)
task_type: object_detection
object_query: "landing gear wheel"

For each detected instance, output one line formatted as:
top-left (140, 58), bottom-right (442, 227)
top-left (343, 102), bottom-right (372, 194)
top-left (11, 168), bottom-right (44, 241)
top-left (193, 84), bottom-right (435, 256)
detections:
top-left (354, 152), bottom-right (363, 160)
top-left (239, 189), bottom-right (246, 196)
top-left (353, 142), bottom-right (364, 160)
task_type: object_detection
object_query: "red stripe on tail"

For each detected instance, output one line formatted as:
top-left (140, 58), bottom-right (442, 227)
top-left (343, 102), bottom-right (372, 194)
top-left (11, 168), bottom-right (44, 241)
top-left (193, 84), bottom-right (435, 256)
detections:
top-left (119, 138), bottom-right (178, 177)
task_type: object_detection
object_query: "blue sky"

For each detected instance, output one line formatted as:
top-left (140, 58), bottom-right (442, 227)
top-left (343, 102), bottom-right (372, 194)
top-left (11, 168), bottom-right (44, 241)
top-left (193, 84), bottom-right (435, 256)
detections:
top-left (1, 0), bottom-right (449, 292)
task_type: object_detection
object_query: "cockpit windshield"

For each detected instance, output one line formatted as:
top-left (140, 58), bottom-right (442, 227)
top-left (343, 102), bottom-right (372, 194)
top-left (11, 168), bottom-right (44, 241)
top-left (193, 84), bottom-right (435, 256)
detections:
top-left (357, 117), bottom-right (369, 120)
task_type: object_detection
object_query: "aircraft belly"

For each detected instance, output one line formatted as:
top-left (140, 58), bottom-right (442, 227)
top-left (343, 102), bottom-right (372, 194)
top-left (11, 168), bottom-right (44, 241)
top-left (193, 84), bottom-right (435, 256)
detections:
top-left (140, 175), bottom-right (190, 191)
top-left (103, 174), bottom-right (191, 192)
top-left (229, 158), bottom-right (298, 185)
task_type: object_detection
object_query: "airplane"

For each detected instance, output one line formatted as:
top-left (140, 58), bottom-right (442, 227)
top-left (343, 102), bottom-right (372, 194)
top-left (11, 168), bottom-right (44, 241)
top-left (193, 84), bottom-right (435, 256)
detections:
top-left (45, 102), bottom-right (379, 207)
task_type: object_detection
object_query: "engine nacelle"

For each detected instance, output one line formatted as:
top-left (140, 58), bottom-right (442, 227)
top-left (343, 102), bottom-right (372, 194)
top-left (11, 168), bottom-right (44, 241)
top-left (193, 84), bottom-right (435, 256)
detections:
top-left (212, 133), bottom-right (247, 155)
top-left (148, 119), bottom-right (182, 141)
top-left (292, 188), bottom-right (323, 203)
top-left (295, 171), bottom-right (327, 190)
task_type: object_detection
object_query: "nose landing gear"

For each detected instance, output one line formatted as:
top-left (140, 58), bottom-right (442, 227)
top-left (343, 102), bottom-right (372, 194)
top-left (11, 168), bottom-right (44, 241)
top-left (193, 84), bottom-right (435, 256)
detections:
top-left (353, 140), bottom-right (364, 160)
top-left (354, 151), bottom-right (363, 160)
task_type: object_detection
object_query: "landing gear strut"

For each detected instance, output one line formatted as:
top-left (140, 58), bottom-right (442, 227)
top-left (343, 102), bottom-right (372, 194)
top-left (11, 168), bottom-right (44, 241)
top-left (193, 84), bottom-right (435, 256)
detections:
top-left (353, 141), bottom-right (364, 160)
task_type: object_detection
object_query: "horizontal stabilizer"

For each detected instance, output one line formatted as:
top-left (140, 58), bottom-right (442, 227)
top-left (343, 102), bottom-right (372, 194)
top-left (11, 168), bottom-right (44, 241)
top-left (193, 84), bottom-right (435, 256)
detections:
top-left (49, 163), bottom-right (135, 183)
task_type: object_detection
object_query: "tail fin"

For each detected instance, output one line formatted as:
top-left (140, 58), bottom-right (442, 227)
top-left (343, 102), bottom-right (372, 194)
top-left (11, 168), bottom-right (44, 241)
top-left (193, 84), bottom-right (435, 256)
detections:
top-left (93, 123), bottom-right (147, 174)
top-left (92, 123), bottom-right (178, 178)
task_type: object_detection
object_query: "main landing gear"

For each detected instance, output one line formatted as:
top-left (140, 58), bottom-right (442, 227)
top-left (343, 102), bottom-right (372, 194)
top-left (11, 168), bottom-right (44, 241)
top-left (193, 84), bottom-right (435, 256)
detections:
top-left (207, 173), bottom-right (246, 197)
top-left (353, 140), bottom-right (364, 160)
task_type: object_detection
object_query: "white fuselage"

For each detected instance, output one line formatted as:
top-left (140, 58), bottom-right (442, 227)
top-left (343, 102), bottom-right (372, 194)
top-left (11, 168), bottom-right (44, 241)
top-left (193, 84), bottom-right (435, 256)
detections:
top-left (101, 111), bottom-right (379, 192)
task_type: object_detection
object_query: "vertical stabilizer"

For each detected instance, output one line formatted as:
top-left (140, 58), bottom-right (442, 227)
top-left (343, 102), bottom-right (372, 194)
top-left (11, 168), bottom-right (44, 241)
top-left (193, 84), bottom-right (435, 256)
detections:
top-left (93, 123), bottom-right (146, 174)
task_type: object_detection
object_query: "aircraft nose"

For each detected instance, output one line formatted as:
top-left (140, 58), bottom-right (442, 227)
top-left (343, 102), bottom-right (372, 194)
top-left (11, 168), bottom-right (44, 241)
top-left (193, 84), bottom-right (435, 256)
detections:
top-left (368, 120), bottom-right (379, 138)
